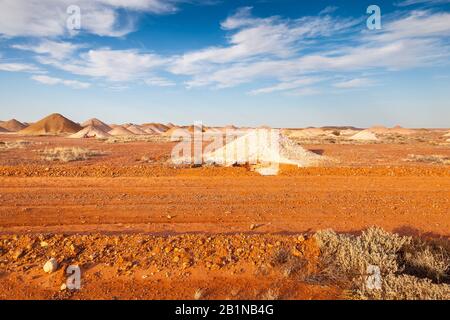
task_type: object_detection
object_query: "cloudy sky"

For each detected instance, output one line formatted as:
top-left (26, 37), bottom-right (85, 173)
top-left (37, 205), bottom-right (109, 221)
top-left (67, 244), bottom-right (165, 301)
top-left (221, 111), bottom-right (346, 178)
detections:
top-left (0, 0), bottom-right (449, 127)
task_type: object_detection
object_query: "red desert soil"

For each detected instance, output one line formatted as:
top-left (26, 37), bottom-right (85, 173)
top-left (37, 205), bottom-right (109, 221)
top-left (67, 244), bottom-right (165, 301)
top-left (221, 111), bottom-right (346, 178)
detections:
top-left (0, 172), bottom-right (449, 236)
top-left (0, 234), bottom-right (342, 300)
top-left (0, 135), bottom-right (449, 299)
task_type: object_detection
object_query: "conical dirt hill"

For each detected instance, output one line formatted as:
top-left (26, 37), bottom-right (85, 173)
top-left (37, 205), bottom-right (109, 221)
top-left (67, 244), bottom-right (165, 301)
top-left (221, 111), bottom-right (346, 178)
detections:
top-left (108, 126), bottom-right (135, 136)
top-left (81, 118), bottom-right (112, 133)
top-left (0, 119), bottom-right (28, 132)
top-left (69, 125), bottom-right (111, 139)
top-left (141, 123), bottom-right (169, 133)
top-left (126, 124), bottom-right (148, 135)
top-left (18, 113), bottom-right (82, 135)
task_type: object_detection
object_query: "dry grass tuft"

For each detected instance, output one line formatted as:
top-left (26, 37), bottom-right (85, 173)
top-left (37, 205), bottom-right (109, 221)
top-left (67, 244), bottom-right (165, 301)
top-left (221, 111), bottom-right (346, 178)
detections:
top-left (314, 227), bottom-right (410, 277)
top-left (404, 154), bottom-right (450, 165)
top-left (357, 274), bottom-right (449, 300)
top-left (401, 240), bottom-right (449, 283)
top-left (313, 227), bottom-right (450, 300)
top-left (262, 288), bottom-right (280, 300)
top-left (194, 288), bottom-right (204, 300)
top-left (0, 140), bottom-right (31, 150)
top-left (105, 135), bottom-right (170, 144)
top-left (40, 147), bottom-right (106, 162)
top-left (270, 248), bottom-right (290, 266)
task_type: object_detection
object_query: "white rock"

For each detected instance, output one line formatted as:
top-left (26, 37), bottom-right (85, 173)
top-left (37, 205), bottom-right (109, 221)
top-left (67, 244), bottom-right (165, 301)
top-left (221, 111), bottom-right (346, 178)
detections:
top-left (43, 258), bottom-right (58, 273)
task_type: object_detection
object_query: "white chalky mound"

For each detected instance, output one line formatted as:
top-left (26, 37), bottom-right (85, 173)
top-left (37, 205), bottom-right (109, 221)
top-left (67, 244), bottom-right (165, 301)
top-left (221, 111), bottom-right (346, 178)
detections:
top-left (203, 129), bottom-right (322, 167)
top-left (69, 125), bottom-right (111, 139)
top-left (350, 130), bottom-right (379, 141)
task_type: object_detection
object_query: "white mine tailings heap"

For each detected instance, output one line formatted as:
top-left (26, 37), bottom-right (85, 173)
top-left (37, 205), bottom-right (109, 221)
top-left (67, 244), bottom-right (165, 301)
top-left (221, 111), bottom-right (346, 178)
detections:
top-left (202, 129), bottom-right (323, 168)
top-left (350, 130), bottom-right (379, 141)
top-left (69, 125), bottom-right (111, 139)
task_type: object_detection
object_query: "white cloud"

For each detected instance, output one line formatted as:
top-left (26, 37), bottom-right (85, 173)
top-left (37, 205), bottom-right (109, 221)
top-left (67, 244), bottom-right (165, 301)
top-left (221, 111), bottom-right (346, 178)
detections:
top-left (31, 75), bottom-right (90, 89)
top-left (0, 0), bottom-right (178, 37)
top-left (4, 6), bottom-right (450, 95)
top-left (170, 7), bottom-right (359, 76)
top-left (38, 49), bottom-right (170, 82)
top-left (144, 77), bottom-right (176, 87)
top-left (286, 87), bottom-right (321, 97)
top-left (249, 77), bottom-right (323, 95)
top-left (395, 0), bottom-right (450, 6)
top-left (0, 62), bottom-right (39, 72)
top-left (370, 11), bottom-right (450, 42)
top-left (12, 40), bottom-right (81, 60)
top-left (319, 6), bottom-right (339, 15)
top-left (176, 9), bottom-right (450, 89)
top-left (333, 78), bottom-right (374, 89)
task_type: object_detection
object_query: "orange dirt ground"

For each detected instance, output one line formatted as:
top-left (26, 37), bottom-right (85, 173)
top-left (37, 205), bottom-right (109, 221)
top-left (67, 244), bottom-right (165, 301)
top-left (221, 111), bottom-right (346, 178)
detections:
top-left (0, 133), bottom-right (449, 299)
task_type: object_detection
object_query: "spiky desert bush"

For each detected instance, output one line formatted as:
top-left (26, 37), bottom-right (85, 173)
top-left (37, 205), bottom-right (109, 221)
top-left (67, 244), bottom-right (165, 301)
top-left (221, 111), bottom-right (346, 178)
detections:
top-left (40, 147), bottom-right (105, 162)
top-left (401, 240), bottom-right (449, 283)
top-left (404, 154), bottom-right (450, 165)
top-left (314, 227), bottom-right (450, 299)
top-left (105, 135), bottom-right (170, 144)
top-left (0, 140), bottom-right (31, 150)
top-left (357, 274), bottom-right (449, 300)
top-left (314, 227), bottom-right (411, 278)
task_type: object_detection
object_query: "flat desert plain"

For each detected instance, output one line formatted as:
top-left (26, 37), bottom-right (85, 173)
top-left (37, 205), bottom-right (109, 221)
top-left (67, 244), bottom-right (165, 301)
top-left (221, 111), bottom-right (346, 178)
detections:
top-left (0, 117), bottom-right (449, 300)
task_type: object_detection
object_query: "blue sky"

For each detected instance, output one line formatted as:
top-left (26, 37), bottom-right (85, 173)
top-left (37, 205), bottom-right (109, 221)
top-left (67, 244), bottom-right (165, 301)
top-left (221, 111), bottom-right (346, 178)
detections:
top-left (0, 0), bottom-right (449, 127)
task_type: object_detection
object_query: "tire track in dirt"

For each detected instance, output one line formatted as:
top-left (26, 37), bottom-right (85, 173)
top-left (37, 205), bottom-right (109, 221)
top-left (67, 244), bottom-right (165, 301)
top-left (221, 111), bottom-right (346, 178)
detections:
top-left (0, 176), bottom-right (448, 236)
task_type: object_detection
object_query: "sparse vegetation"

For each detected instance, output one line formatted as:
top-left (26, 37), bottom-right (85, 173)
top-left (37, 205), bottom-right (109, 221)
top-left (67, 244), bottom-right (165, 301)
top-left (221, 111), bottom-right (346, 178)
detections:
top-left (312, 227), bottom-right (449, 300)
top-left (262, 288), bottom-right (280, 300)
top-left (401, 239), bottom-right (449, 283)
top-left (194, 288), bottom-right (204, 300)
top-left (105, 135), bottom-right (170, 144)
top-left (357, 274), bottom-right (449, 300)
top-left (0, 140), bottom-right (31, 150)
top-left (270, 247), bottom-right (306, 279)
top-left (404, 154), bottom-right (450, 165)
top-left (39, 147), bottom-right (106, 162)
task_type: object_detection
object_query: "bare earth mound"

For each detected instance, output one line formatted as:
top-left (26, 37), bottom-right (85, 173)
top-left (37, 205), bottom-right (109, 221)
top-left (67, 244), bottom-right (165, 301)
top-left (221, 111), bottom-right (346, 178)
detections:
top-left (81, 118), bottom-right (112, 133)
top-left (108, 126), bottom-right (135, 137)
top-left (162, 127), bottom-right (188, 137)
top-left (141, 123), bottom-right (169, 133)
top-left (350, 130), bottom-right (379, 141)
top-left (69, 125), bottom-right (111, 139)
top-left (201, 130), bottom-right (323, 171)
top-left (18, 113), bottom-right (82, 135)
top-left (0, 119), bottom-right (27, 132)
top-left (368, 126), bottom-right (390, 134)
top-left (126, 124), bottom-right (148, 135)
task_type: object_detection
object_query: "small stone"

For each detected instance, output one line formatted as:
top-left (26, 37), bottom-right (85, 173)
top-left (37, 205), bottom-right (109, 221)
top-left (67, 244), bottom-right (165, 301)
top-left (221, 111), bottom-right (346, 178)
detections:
top-left (250, 224), bottom-right (257, 230)
top-left (43, 258), bottom-right (58, 273)
top-left (60, 283), bottom-right (67, 291)
top-left (194, 288), bottom-right (204, 300)
top-left (40, 241), bottom-right (49, 247)
top-left (13, 249), bottom-right (24, 260)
